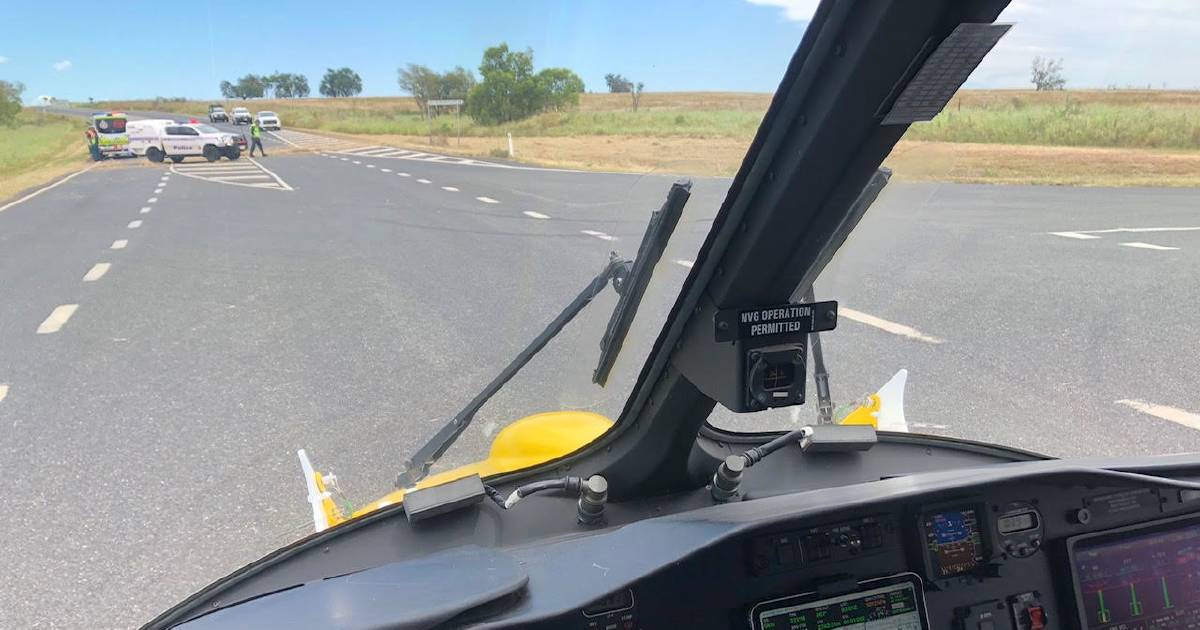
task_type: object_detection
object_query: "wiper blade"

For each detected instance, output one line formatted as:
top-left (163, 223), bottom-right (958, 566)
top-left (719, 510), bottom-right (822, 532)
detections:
top-left (396, 256), bottom-right (630, 488)
top-left (593, 179), bottom-right (692, 386)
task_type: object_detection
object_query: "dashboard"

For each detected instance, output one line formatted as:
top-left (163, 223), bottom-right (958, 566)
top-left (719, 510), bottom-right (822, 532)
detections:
top-left (167, 446), bottom-right (1200, 630)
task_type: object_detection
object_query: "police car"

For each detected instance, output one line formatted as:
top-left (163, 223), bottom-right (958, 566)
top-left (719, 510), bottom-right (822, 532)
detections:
top-left (127, 120), bottom-right (243, 163)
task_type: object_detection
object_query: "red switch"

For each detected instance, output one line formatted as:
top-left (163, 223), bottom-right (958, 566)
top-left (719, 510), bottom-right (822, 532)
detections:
top-left (1027, 605), bottom-right (1046, 630)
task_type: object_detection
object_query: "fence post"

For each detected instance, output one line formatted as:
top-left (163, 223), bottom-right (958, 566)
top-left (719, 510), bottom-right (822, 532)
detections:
top-left (507, 132), bottom-right (514, 158)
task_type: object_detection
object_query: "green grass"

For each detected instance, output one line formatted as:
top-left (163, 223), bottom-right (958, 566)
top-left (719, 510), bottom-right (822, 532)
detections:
top-left (0, 112), bottom-right (83, 172)
top-left (908, 101), bottom-right (1200, 150)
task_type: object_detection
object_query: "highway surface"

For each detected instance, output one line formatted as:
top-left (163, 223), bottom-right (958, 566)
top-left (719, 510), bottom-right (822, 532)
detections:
top-left (2, 117), bottom-right (1199, 628)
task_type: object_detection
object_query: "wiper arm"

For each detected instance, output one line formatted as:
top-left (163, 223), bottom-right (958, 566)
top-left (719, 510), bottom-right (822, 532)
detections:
top-left (396, 256), bottom-right (630, 488)
top-left (593, 179), bottom-right (692, 386)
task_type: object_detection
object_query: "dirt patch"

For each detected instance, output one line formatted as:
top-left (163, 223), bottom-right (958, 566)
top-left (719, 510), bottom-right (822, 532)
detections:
top-left (299, 128), bottom-right (1200, 186)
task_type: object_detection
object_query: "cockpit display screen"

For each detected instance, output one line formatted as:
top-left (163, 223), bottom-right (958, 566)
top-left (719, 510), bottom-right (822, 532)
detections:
top-left (750, 573), bottom-right (928, 630)
top-left (921, 508), bottom-right (985, 578)
top-left (1070, 515), bottom-right (1200, 629)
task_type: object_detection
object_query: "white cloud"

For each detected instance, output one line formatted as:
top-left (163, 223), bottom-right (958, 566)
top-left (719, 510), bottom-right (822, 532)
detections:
top-left (745, 0), bottom-right (818, 22)
top-left (967, 0), bottom-right (1200, 88)
top-left (52, 59), bottom-right (72, 71)
top-left (0, 56), bottom-right (8, 64)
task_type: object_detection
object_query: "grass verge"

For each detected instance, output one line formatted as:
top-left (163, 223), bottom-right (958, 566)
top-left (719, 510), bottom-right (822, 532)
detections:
top-left (0, 112), bottom-right (90, 204)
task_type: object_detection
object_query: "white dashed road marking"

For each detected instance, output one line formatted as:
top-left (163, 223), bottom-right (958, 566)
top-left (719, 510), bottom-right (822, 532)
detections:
top-left (82, 263), bottom-right (111, 282)
top-left (398, 172), bottom-right (410, 177)
top-left (140, 207), bottom-right (152, 214)
top-left (154, 187), bottom-right (164, 194)
top-left (1117, 399), bottom-right (1200, 431)
top-left (839, 307), bottom-right (944, 344)
top-left (523, 211), bottom-right (550, 219)
top-left (147, 197), bottom-right (158, 203)
top-left (581, 230), bottom-right (617, 241)
top-left (441, 186), bottom-right (459, 192)
top-left (0, 384), bottom-right (7, 403)
top-left (476, 196), bottom-right (499, 204)
top-left (352, 160), bottom-right (362, 164)
top-left (1120, 242), bottom-right (1179, 251)
top-left (366, 164), bottom-right (375, 169)
top-left (674, 259), bottom-right (694, 268)
top-left (128, 220), bottom-right (143, 229)
top-left (111, 240), bottom-right (128, 250)
top-left (417, 179), bottom-right (432, 184)
top-left (381, 168), bottom-right (392, 173)
top-left (37, 304), bottom-right (79, 334)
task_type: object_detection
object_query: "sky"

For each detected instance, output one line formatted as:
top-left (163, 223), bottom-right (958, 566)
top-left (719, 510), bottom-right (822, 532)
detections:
top-left (2, 0), bottom-right (1198, 103)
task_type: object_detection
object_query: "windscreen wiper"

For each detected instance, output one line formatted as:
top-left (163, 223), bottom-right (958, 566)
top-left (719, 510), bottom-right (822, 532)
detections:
top-left (593, 179), bottom-right (692, 386)
top-left (396, 180), bottom-right (692, 488)
top-left (396, 255), bottom-right (630, 488)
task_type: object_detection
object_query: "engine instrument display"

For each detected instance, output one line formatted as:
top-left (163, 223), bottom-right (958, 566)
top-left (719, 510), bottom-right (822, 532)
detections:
top-left (920, 507), bottom-right (986, 578)
top-left (749, 573), bottom-right (928, 630)
top-left (1070, 515), bottom-right (1200, 630)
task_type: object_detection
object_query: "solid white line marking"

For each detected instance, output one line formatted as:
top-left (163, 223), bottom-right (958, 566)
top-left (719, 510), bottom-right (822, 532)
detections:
top-left (212, 174), bottom-right (272, 181)
top-left (128, 220), bottom-right (143, 229)
top-left (1048, 231), bottom-right (1101, 240)
top-left (523, 211), bottom-right (550, 219)
top-left (1094, 226), bottom-right (1200, 234)
top-left (476, 196), bottom-right (500, 204)
top-left (417, 178), bottom-right (432, 184)
top-left (147, 197), bottom-right (158, 203)
top-left (380, 168), bottom-right (392, 173)
top-left (839, 307), bottom-right (944, 344)
top-left (1120, 241), bottom-right (1179, 251)
top-left (1117, 399), bottom-right (1200, 430)
top-left (37, 304), bottom-right (79, 334)
top-left (111, 239), bottom-right (128, 250)
top-left (0, 384), bottom-right (7, 403)
top-left (140, 206), bottom-right (152, 214)
top-left (674, 259), bottom-right (695, 268)
top-left (246, 157), bottom-right (294, 191)
top-left (82, 262), bottom-right (111, 282)
top-left (441, 186), bottom-right (459, 192)
top-left (0, 163), bottom-right (100, 213)
top-left (398, 172), bottom-right (410, 177)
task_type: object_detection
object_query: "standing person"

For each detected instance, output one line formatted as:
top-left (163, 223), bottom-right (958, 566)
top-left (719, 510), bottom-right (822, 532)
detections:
top-left (249, 120), bottom-right (266, 157)
top-left (86, 127), bottom-right (102, 161)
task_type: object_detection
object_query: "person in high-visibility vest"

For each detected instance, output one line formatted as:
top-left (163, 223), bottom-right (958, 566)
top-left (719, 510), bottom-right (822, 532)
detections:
top-left (86, 127), bottom-right (102, 161)
top-left (249, 120), bottom-right (266, 157)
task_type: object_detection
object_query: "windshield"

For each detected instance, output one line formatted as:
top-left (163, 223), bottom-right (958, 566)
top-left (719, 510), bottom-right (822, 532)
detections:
top-left (2, 2), bottom-right (1196, 628)
top-left (94, 117), bottom-right (126, 133)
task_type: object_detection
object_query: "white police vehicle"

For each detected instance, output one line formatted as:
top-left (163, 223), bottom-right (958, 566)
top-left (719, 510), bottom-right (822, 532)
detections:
top-left (128, 120), bottom-right (243, 163)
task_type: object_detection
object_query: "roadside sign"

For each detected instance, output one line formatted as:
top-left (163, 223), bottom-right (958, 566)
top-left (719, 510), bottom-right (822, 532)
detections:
top-left (427, 99), bottom-right (465, 107)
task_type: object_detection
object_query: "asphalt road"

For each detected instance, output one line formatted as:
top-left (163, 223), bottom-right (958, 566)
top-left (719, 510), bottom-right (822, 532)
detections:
top-left (2, 126), bottom-right (1199, 628)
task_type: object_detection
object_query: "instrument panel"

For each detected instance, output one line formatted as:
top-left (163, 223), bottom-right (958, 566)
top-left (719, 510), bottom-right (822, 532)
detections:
top-left (735, 483), bottom-right (1200, 630)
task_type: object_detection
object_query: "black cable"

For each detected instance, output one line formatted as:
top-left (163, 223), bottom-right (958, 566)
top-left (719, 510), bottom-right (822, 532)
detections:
top-left (742, 426), bottom-right (811, 467)
top-left (502, 476), bottom-right (583, 509)
top-left (482, 484), bottom-right (508, 509)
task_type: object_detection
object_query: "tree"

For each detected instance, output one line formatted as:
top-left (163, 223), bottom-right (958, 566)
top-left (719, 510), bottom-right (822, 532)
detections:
top-left (1031, 56), bottom-right (1066, 91)
top-left (400, 64), bottom-right (476, 113)
top-left (320, 67), bottom-right (363, 97)
top-left (631, 81), bottom-right (644, 111)
top-left (0, 80), bottom-right (23, 126)
top-left (293, 74), bottom-right (311, 98)
top-left (536, 67), bottom-right (585, 111)
top-left (605, 73), bottom-right (633, 93)
top-left (398, 64), bottom-right (441, 111)
top-left (466, 43), bottom-right (584, 125)
top-left (219, 80), bottom-right (236, 99)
